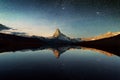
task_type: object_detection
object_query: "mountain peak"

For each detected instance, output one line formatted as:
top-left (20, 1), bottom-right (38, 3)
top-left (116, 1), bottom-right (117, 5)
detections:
top-left (53, 28), bottom-right (61, 37)
top-left (56, 28), bottom-right (61, 33)
top-left (52, 28), bottom-right (71, 41)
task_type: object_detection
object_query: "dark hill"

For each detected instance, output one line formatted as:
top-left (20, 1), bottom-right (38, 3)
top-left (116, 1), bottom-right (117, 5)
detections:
top-left (0, 33), bottom-right (46, 48)
top-left (78, 34), bottom-right (120, 48)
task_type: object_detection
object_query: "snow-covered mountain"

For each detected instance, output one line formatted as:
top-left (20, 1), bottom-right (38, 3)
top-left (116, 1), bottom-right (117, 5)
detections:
top-left (82, 31), bottom-right (120, 41)
top-left (52, 28), bottom-right (81, 42)
top-left (52, 28), bottom-right (71, 41)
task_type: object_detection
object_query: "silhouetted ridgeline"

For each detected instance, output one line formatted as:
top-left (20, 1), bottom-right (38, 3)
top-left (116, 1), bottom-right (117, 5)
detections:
top-left (1, 30), bottom-right (120, 48)
top-left (78, 34), bottom-right (120, 48)
top-left (0, 32), bottom-right (76, 49)
top-left (0, 33), bottom-right (46, 48)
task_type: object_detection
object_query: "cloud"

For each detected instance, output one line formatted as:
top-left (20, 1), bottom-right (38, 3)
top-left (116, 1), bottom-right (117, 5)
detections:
top-left (0, 24), bottom-right (11, 31)
top-left (10, 32), bottom-right (26, 36)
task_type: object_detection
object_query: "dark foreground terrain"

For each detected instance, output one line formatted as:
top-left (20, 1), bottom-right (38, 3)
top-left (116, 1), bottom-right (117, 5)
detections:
top-left (0, 32), bottom-right (120, 56)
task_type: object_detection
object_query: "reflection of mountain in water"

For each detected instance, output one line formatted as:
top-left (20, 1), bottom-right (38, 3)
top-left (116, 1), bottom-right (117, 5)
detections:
top-left (0, 45), bottom-right (120, 58)
top-left (49, 46), bottom-right (81, 58)
top-left (50, 46), bottom-right (70, 58)
top-left (81, 47), bottom-right (114, 56)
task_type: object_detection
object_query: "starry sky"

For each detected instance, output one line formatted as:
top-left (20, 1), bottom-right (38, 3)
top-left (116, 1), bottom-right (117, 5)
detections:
top-left (0, 0), bottom-right (120, 37)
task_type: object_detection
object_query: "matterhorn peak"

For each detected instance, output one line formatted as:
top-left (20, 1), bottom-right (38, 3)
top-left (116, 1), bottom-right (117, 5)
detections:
top-left (53, 28), bottom-right (61, 37)
top-left (52, 28), bottom-right (71, 41)
top-left (56, 28), bottom-right (61, 33)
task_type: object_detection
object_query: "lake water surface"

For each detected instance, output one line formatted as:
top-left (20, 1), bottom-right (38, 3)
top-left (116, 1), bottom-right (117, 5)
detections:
top-left (0, 48), bottom-right (120, 80)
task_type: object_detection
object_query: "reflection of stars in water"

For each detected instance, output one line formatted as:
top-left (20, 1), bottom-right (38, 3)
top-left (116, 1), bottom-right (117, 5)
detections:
top-left (96, 58), bottom-right (101, 62)
top-left (62, 7), bottom-right (65, 10)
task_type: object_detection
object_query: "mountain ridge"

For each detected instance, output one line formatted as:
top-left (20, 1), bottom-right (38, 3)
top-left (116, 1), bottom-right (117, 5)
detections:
top-left (82, 31), bottom-right (120, 41)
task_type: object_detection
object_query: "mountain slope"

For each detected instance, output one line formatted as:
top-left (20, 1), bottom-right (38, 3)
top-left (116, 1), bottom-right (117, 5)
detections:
top-left (82, 31), bottom-right (120, 41)
top-left (79, 33), bottom-right (120, 47)
top-left (53, 28), bottom-right (71, 41)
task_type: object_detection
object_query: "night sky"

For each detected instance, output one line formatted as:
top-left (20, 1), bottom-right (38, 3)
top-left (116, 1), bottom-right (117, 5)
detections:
top-left (0, 0), bottom-right (120, 37)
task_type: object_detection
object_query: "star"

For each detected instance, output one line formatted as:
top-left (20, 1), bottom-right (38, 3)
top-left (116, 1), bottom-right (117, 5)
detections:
top-left (96, 12), bottom-right (100, 15)
top-left (62, 7), bottom-right (65, 10)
